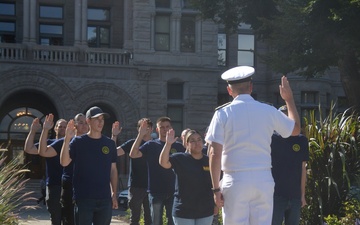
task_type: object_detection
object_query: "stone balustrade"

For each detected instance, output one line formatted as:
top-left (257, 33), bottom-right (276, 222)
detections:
top-left (0, 43), bottom-right (132, 66)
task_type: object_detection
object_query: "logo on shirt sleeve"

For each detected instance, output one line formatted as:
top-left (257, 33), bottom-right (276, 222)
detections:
top-left (170, 148), bottom-right (177, 154)
top-left (292, 144), bottom-right (300, 152)
top-left (102, 146), bottom-right (110, 154)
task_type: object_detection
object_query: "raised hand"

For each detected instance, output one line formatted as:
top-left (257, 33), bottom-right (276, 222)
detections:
top-left (65, 119), bottom-right (76, 139)
top-left (112, 121), bottom-right (122, 137)
top-left (138, 119), bottom-right (149, 137)
top-left (31, 118), bottom-right (42, 132)
top-left (279, 76), bottom-right (294, 102)
top-left (165, 129), bottom-right (178, 144)
top-left (43, 114), bottom-right (54, 131)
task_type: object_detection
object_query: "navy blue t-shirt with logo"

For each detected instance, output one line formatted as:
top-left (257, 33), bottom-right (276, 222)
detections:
top-left (69, 134), bottom-right (117, 200)
top-left (271, 133), bottom-right (309, 199)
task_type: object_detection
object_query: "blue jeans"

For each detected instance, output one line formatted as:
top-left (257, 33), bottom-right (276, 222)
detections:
top-left (46, 185), bottom-right (62, 225)
top-left (271, 195), bottom-right (301, 225)
top-left (148, 193), bottom-right (174, 225)
top-left (173, 216), bottom-right (213, 225)
top-left (74, 199), bottom-right (112, 225)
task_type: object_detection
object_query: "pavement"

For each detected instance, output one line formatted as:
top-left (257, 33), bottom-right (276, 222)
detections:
top-left (17, 203), bottom-right (129, 225)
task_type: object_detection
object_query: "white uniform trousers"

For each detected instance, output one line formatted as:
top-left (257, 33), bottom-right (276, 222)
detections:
top-left (221, 169), bottom-right (274, 225)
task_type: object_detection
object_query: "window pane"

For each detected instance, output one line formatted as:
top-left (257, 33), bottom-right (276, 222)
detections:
top-left (10, 116), bottom-right (33, 132)
top-left (40, 6), bottom-right (63, 19)
top-left (181, 17), bottom-right (195, 52)
top-left (40, 24), bottom-right (63, 35)
top-left (87, 26), bottom-right (97, 45)
top-left (0, 34), bottom-right (15, 43)
top-left (100, 27), bottom-right (109, 44)
top-left (237, 51), bottom-right (254, 66)
top-left (218, 34), bottom-right (226, 49)
top-left (218, 34), bottom-right (226, 66)
top-left (40, 38), bottom-right (50, 45)
top-left (155, 34), bottom-right (169, 51)
top-left (0, 115), bottom-right (11, 132)
top-left (0, 3), bottom-right (15, 16)
top-left (182, 0), bottom-right (194, 9)
top-left (0, 22), bottom-right (15, 32)
top-left (88, 8), bottom-right (109, 21)
top-left (167, 83), bottom-right (183, 99)
top-left (301, 92), bottom-right (318, 104)
top-left (155, 16), bottom-right (170, 33)
top-left (238, 34), bottom-right (254, 50)
top-left (167, 106), bottom-right (183, 134)
top-left (155, 16), bottom-right (170, 50)
top-left (26, 108), bottom-right (44, 118)
top-left (218, 50), bottom-right (226, 66)
top-left (155, 0), bottom-right (170, 8)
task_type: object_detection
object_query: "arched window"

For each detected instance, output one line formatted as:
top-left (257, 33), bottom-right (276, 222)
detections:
top-left (0, 107), bottom-right (45, 141)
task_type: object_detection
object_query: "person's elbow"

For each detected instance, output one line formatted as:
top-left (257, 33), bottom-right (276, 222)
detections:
top-left (159, 161), bottom-right (171, 169)
top-left (60, 159), bottom-right (70, 167)
top-left (129, 149), bottom-right (141, 158)
top-left (291, 121), bottom-right (301, 136)
top-left (24, 146), bottom-right (38, 155)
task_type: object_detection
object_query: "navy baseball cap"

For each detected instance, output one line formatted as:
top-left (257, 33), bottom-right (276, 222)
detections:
top-left (86, 106), bottom-right (110, 119)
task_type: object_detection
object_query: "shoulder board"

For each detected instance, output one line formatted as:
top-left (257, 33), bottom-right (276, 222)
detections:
top-left (215, 102), bottom-right (231, 111)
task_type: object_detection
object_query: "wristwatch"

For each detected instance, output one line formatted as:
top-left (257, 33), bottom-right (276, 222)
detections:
top-left (211, 187), bottom-right (221, 193)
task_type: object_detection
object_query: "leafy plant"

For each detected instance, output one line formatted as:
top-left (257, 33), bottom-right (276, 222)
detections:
top-left (0, 148), bottom-right (33, 225)
top-left (301, 107), bottom-right (360, 224)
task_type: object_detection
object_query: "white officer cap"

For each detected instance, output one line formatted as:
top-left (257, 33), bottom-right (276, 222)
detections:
top-left (221, 66), bottom-right (255, 84)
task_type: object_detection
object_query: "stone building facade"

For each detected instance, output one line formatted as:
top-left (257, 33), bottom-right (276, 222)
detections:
top-left (0, 0), bottom-right (346, 181)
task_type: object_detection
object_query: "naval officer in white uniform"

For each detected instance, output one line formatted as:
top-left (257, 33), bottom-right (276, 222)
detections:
top-left (205, 66), bottom-right (301, 225)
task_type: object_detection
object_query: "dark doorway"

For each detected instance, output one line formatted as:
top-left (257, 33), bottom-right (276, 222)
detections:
top-left (0, 91), bottom-right (58, 179)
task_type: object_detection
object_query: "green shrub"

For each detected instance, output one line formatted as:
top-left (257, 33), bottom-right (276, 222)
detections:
top-left (0, 149), bottom-right (33, 225)
top-left (301, 108), bottom-right (360, 224)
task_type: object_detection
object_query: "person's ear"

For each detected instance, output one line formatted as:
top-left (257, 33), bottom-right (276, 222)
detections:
top-left (226, 85), bottom-right (232, 96)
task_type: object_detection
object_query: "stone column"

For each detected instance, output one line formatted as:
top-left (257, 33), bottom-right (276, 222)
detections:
top-left (74, 0), bottom-right (81, 45)
top-left (80, 0), bottom-right (88, 45)
top-left (22, 0), bottom-right (29, 43)
top-left (171, 12), bottom-right (181, 53)
top-left (29, 0), bottom-right (36, 43)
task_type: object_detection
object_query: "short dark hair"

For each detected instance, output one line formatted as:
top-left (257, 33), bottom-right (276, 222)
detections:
top-left (156, 117), bottom-right (171, 126)
top-left (74, 113), bottom-right (85, 122)
top-left (137, 118), bottom-right (153, 129)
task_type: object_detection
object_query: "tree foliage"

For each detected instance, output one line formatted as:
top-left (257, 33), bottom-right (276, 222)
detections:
top-left (191, 0), bottom-right (360, 109)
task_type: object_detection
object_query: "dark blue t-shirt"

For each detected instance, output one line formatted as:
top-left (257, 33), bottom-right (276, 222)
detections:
top-left (69, 134), bottom-right (117, 200)
top-left (50, 137), bottom-right (73, 183)
top-left (120, 139), bottom-right (147, 188)
top-left (169, 153), bottom-right (213, 219)
top-left (271, 134), bottom-right (309, 199)
top-left (140, 139), bottom-right (185, 194)
top-left (36, 139), bottom-right (63, 186)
